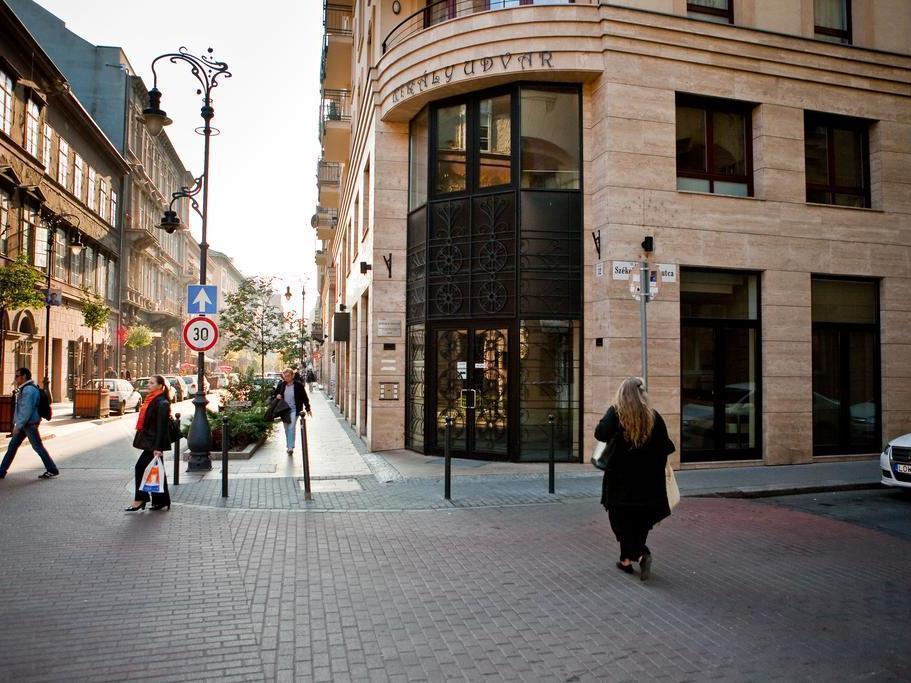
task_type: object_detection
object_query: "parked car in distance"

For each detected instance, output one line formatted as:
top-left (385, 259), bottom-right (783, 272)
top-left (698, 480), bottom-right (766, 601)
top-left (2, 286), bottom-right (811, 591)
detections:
top-left (163, 375), bottom-right (187, 401)
top-left (881, 433), bottom-right (911, 491)
top-left (180, 374), bottom-right (210, 396)
top-left (89, 379), bottom-right (142, 415)
top-left (134, 377), bottom-right (152, 401)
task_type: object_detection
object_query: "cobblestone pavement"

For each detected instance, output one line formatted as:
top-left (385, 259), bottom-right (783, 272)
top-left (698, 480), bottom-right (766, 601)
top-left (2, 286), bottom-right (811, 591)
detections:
top-left (1, 466), bottom-right (909, 681)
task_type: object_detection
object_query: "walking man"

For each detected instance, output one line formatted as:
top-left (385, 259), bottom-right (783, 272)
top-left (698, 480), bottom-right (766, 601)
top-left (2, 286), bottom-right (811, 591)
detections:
top-left (274, 368), bottom-right (311, 456)
top-left (0, 367), bottom-right (59, 480)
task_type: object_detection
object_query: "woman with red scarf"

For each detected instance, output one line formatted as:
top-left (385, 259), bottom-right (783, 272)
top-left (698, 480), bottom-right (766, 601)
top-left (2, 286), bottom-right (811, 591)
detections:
top-left (125, 375), bottom-right (173, 512)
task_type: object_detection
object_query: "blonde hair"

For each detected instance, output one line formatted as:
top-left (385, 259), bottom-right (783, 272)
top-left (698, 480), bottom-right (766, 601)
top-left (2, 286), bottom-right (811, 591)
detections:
top-left (613, 377), bottom-right (654, 448)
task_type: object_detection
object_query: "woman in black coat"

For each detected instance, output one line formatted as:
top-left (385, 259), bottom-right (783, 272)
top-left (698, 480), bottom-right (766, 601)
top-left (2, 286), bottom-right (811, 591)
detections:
top-left (595, 377), bottom-right (675, 580)
top-left (125, 375), bottom-right (173, 512)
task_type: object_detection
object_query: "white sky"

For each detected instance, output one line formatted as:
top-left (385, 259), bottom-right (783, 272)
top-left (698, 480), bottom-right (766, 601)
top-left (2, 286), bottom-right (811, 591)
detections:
top-left (32, 0), bottom-right (323, 316)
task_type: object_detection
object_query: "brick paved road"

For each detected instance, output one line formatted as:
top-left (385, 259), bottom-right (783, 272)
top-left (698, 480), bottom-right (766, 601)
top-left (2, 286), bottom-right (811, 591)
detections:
top-left (1, 463), bottom-right (909, 681)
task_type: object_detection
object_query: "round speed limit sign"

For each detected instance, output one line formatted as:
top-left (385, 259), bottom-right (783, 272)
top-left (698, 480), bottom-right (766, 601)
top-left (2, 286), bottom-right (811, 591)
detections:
top-left (183, 316), bottom-right (219, 352)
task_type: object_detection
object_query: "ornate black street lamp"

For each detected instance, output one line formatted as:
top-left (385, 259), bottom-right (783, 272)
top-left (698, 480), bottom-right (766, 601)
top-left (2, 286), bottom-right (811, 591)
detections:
top-left (143, 47), bottom-right (231, 471)
top-left (41, 213), bottom-right (83, 395)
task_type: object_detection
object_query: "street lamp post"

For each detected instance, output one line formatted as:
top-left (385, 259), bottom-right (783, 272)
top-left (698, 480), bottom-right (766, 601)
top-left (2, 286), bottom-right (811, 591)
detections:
top-left (143, 47), bottom-right (231, 472)
top-left (41, 214), bottom-right (83, 395)
top-left (284, 284), bottom-right (307, 369)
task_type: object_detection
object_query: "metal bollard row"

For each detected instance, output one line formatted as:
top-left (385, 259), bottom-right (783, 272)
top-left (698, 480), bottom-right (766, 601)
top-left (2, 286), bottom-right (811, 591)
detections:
top-left (172, 412), bottom-right (181, 486)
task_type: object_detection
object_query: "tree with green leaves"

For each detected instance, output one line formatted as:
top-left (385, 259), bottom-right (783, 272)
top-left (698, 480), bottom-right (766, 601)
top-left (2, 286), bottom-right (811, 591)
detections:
top-left (125, 325), bottom-right (153, 350)
top-left (81, 288), bottom-right (111, 381)
top-left (0, 255), bottom-right (46, 387)
top-left (276, 312), bottom-right (311, 368)
top-left (221, 276), bottom-right (286, 377)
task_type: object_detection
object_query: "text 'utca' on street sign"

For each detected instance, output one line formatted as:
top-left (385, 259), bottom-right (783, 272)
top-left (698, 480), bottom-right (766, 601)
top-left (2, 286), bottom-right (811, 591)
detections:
top-left (187, 284), bottom-right (218, 315)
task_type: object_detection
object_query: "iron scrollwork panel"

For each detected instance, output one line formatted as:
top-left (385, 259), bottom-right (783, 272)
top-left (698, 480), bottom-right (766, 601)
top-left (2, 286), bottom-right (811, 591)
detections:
top-left (405, 325), bottom-right (425, 450)
top-left (471, 194), bottom-right (516, 317)
top-left (473, 328), bottom-right (509, 454)
top-left (428, 200), bottom-right (470, 318)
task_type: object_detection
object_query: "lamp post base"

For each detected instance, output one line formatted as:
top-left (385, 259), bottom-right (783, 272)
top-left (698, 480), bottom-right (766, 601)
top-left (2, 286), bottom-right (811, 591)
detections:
top-left (185, 392), bottom-right (212, 471)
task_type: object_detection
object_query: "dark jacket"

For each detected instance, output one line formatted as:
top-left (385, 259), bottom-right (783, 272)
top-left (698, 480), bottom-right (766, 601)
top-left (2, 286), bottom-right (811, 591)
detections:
top-left (274, 380), bottom-right (311, 414)
top-left (596, 406), bottom-right (675, 523)
top-left (132, 394), bottom-right (173, 452)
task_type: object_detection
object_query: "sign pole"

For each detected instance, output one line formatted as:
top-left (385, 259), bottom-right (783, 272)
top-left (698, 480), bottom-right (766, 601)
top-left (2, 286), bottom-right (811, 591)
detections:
top-left (640, 259), bottom-right (649, 389)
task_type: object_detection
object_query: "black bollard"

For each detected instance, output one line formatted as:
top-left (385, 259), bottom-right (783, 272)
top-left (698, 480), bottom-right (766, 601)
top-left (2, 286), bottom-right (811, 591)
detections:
top-left (221, 418), bottom-right (228, 498)
top-left (444, 415), bottom-right (452, 501)
top-left (548, 413), bottom-right (555, 494)
top-left (300, 416), bottom-right (311, 501)
top-left (173, 413), bottom-right (181, 486)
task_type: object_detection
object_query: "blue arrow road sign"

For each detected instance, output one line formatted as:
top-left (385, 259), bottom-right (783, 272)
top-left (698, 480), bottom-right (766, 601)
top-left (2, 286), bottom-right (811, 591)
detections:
top-left (187, 284), bottom-right (218, 315)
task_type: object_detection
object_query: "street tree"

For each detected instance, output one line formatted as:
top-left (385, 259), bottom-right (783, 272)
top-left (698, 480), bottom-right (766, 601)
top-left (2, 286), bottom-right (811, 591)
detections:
top-left (276, 312), bottom-right (311, 368)
top-left (81, 288), bottom-right (111, 380)
top-left (125, 325), bottom-right (153, 350)
top-left (0, 255), bottom-right (46, 387)
top-left (221, 276), bottom-right (286, 377)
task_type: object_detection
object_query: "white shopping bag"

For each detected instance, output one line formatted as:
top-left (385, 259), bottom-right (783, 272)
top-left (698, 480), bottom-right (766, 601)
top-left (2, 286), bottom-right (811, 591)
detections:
top-left (140, 455), bottom-right (166, 494)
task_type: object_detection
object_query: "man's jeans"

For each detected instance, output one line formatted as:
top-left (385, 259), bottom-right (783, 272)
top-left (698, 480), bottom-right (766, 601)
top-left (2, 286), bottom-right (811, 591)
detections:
top-left (285, 410), bottom-right (298, 451)
top-left (0, 422), bottom-right (59, 476)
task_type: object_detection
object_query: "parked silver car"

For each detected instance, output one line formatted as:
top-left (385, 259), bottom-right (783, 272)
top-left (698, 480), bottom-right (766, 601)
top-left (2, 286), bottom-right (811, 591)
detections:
top-left (89, 379), bottom-right (142, 415)
top-left (881, 433), bottom-right (911, 491)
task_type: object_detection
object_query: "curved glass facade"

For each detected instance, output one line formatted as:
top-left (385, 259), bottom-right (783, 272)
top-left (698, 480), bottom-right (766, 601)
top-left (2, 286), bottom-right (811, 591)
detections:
top-left (405, 84), bottom-right (582, 462)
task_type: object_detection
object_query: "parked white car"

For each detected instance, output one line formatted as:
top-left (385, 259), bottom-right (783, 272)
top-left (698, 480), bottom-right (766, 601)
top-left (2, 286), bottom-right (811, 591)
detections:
top-left (881, 433), bottom-right (911, 490)
top-left (89, 379), bottom-right (142, 415)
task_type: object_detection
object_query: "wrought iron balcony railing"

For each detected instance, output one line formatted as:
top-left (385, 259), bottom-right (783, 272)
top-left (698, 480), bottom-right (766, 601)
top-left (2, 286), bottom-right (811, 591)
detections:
top-left (383, 0), bottom-right (581, 53)
top-left (324, 2), bottom-right (353, 36)
top-left (321, 89), bottom-right (352, 123)
top-left (317, 161), bottom-right (342, 187)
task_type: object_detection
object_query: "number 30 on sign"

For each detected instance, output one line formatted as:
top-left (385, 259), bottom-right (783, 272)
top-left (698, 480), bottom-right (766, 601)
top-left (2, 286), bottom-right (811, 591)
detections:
top-left (183, 316), bottom-right (219, 352)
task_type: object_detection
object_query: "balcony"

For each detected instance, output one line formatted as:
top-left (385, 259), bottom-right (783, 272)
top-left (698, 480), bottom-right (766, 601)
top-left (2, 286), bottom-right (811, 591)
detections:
top-left (317, 160), bottom-right (342, 208)
top-left (322, 2), bottom-right (353, 89)
top-left (320, 89), bottom-right (352, 162)
top-left (383, 0), bottom-right (587, 53)
top-left (312, 206), bottom-right (338, 242)
top-left (315, 249), bottom-right (329, 267)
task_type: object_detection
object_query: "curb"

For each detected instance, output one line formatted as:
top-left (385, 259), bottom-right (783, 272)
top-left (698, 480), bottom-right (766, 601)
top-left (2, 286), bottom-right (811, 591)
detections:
top-left (692, 482), bottom-right (884, 499)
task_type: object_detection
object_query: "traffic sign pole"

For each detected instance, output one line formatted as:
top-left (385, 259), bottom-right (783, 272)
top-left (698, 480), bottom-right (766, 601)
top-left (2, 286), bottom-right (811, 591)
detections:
top-left (640, 259), bottom-right (649, 389)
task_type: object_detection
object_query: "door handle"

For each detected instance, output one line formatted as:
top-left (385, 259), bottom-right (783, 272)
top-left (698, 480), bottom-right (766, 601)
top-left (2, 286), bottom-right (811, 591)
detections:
top-left (460, 389), bottom-right (477, 409)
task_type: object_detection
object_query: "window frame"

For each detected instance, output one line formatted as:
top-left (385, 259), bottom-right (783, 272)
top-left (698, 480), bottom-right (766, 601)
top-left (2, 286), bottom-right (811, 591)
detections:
top-left (0, 70), bottom-right (13, 136)
top-left (804, 111), bottom-right (871, 209)
top-left (814, 0), bottom-right (852, 45)
top-left (25, 99), bottom-right (41, 158)
top-left (687, 0), bottom-right (733, 24)
top-left (675, 94), bottom-right (754, 198)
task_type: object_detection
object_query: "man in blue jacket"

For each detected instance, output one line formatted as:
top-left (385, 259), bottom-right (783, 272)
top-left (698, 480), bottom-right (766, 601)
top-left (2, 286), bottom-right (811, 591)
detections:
top-left (0, 367), bottom-right (59, 479)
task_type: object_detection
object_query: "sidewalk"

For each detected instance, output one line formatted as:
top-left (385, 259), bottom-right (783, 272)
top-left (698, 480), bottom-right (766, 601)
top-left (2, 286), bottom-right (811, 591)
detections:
top-left (169, 389), bottom-right (882, 511)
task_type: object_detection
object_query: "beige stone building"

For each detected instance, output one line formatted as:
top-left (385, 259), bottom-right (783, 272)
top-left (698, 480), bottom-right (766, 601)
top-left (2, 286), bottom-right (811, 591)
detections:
top-left (315, 0), bottom-right (911, 468)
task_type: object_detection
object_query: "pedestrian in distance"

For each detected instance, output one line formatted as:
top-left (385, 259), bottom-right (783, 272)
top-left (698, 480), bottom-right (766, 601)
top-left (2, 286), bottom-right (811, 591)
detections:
top-left (595, 377), bottom-right (676, 581)
top-left (125, 375), bottom-right (172, 512)
top-left (305, 367), bottom-right (316, 393)
top-left (275, 368), bottom-right (311, 456)
top-left (0, 367), bottom-right (59, 480)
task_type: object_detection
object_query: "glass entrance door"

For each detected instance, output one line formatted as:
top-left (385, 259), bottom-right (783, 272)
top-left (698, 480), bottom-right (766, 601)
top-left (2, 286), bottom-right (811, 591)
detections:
top-left (434, 326), bottom-right (510, 458)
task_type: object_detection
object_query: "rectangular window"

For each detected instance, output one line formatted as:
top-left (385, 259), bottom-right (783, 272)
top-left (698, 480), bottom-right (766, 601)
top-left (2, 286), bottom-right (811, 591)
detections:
top-left (54, 229), bottom-right (66, 280)
top-left (520, 88), bottom-right (580, 189)
top-left (97, 254), bottom-right (107, 298)
top-left (25, 100), bottom-right (41, 157)
top-left (87, 167), bottom-right (97, 212)
top-left (83, 246), bottom-right (95, 289)
top-left (681, 269), bottom-right (761, 462)
top-left (42, 123), bottom-right (53, 169)
top-left (811, 277), bottom-right (879, 455)
top-left (676, 95), bottom-right (752, 197)
top-left (110, 189), bottom-right (118, 227)
top-left (435, 103), bottom-right (467, 195)
top-left (69, 246), bottom-right (82, 286)
top-left (108, 257), bottom-right (117, 301)
top-left (0, 189), bottom-right (10, 255)
top-left (815, 0), bottom-right (851, 44)
top-left (35, 224), bottom-right (48, 270)
top-left (98, 179), bottom-right (108, 222)
top-left (479, 94), bottom-right (511, 188)
top-left (409, 108), bottom-right (428, 209)
top-left (0, 70), bottom-right (13, 135)
top-left (805, 112), bottom-right (870, 208)
top-left (22, 206), bottom-right (39, 264)
top-left (73, 154), bottom-right (84, 201)
top-left (687, 0), bottom-right (733, 23)
top-left (57, 138), bottom-right (70, 188)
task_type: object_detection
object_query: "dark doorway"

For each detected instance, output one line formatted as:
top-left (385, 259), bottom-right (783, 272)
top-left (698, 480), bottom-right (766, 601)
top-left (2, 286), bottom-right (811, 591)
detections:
top-left (431, 324), bottom-right (510, 458)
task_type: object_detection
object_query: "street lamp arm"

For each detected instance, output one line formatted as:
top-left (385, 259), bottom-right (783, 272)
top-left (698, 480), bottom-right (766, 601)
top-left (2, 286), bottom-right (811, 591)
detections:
top-left (169, 174), bottom-right (205, 220)
top-left (150, 47), bottom-right (232, 106)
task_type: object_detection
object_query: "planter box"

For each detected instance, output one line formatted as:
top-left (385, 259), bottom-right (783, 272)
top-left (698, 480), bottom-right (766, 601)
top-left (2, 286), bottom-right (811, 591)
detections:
top-left (0, 395), bottom-right (12, 433)
top-left (182, 435), bottom-right (266, 461)
top-left (74, 388), bottom-right (110, 419)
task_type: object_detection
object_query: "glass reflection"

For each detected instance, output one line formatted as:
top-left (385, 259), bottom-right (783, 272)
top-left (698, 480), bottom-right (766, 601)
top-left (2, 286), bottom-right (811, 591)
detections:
top-left (520, 89), bottom-right (580, 189)
top-left (478, 95), bottom-right (511, 188)
top-left (436, 104), bottom-right (467, 194)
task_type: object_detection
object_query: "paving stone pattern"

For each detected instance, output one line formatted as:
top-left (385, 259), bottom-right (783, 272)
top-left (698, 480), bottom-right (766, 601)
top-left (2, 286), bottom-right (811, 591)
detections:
top-left (1, 466), bottom-right (909, 681)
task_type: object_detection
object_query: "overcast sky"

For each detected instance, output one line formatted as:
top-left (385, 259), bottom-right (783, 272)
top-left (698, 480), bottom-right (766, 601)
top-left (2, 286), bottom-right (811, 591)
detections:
top-left (32, 0), bottom-right (323, 316)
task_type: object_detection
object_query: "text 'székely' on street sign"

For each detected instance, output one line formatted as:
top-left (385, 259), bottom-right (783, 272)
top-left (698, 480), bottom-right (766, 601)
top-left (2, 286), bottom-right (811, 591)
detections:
top-left (187, 284), bottom-right (218, 315)
top-left (183, 316), bottom-right (219, 352)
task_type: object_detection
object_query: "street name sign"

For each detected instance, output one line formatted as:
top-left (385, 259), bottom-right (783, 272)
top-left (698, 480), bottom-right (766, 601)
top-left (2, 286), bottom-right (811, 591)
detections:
top-left (183, 316), bottom-right (219, 352)
top-left (187, 284), bottom-right (218, 314)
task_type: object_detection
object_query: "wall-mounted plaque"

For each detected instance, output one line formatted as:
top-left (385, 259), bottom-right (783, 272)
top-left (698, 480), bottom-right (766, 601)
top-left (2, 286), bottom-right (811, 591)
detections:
top-left (377, 319), bottom-right (403, 337)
